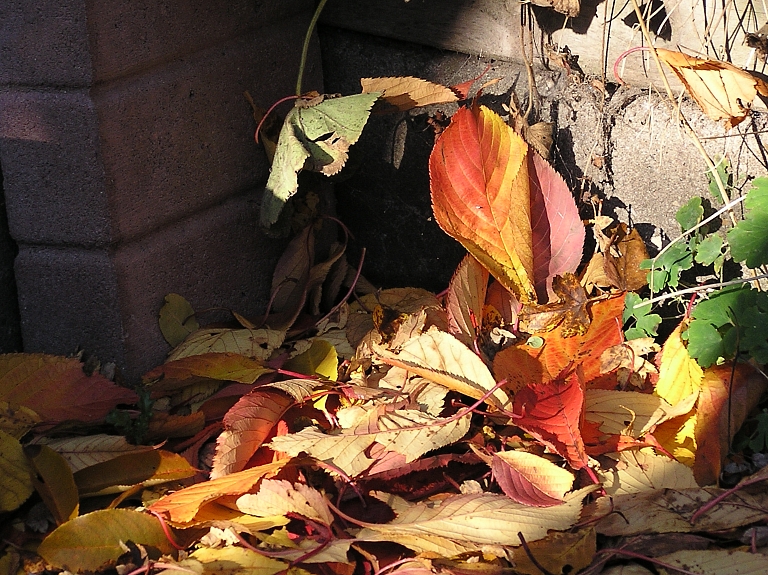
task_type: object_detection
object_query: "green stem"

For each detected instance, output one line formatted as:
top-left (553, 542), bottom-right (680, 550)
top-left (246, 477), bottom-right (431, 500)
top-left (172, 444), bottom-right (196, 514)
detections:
top-left (296, 0), bottom-right (329, 96)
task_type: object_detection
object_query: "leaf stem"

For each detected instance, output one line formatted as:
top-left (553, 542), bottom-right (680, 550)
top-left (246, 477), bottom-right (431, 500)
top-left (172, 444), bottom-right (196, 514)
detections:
top-left (296, 0), bottom-right (328, 96)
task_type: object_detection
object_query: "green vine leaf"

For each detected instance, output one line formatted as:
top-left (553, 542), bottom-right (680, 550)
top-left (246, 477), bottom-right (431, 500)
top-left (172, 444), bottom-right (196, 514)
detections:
top-left (640, 241), bottom-right (693, 292)
top-left (260, 92), bottom-right (380, 227)
top-left (727, 177), bottom-right (768, 269)
top-left (622, 292), bottom-right (661, 340)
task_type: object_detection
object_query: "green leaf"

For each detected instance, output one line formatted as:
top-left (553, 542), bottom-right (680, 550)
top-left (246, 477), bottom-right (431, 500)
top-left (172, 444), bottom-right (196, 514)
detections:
top-left (37, 509), bottom-right (174, 572)
top-left (727, 178), bottom-right (768, 268)
top-left (261, 92), bottom-right (381, 226)
top-left (686, 321), bottom-right (724, 368)
top-left (622, 293), bottom-right (661, 339)
top-left (158, 293), bottom-right (198, 347)
top-left (676, 196), bottom-right (703, 232)
top-left (0, 430), bottom-right (34, 512)
top-left (641, 241), bottom-right (693, 291)
top-left (694, 234), bottom-right (724, 268)
top-left (708, 157), bottom-right (732, 204)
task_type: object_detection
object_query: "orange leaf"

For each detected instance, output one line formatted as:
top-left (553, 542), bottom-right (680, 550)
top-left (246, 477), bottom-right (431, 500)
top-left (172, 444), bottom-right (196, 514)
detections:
top-left (694, 364), bottom-right (768, 486)
top-left (656, 48), bottom-right (768, 129)
top-left (147, 459), bottom-right (289, 525)
top-left (494, 294), bottom-right (625, 387)
top-left (512, 372), bottom-right (589, 470)
top-left (430, 105), bottom-right (536, 303)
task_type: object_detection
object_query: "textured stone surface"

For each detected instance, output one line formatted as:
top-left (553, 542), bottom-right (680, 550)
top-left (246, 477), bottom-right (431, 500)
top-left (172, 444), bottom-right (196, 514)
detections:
top-left (0, 168), bottom-right (21, 353)
top-left (0, 0), bottom-right (322, 381)
top-left (0, 0), bottom-right (92, 87)
top-left (0, 90), bottom-right (111, 246)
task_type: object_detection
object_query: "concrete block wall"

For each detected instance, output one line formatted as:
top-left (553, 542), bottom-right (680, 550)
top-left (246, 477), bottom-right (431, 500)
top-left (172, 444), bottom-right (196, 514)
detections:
top-left (0, 0), bottom-right (323, 381)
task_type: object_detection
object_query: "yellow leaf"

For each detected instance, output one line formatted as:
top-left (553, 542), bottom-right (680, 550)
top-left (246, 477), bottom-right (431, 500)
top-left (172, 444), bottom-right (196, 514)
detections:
top-left (0, 430), bottom-right (33, 512)
top-left (190, 546), bottom-right (287, 575)
top-left (654, 322), bottom-right (703, 406)
top-left (25, 445), bottom-right (79, 524)
top-left (283, 339), bottom-right (338, 380)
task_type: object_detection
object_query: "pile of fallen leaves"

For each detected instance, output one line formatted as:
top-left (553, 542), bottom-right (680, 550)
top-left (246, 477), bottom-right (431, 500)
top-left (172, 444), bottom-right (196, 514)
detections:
top-left (3, 73), bottom-right (768, 575)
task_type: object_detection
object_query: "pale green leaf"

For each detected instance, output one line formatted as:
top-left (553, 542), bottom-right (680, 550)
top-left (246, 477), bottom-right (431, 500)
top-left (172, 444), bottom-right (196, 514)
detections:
top-left (261, 92), bottom-right (380, 226)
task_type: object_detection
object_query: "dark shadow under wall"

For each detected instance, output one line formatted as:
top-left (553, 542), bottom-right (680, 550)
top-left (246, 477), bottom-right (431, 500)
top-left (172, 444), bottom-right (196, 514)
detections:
top-left (0, 162), bottom-right (22, 353)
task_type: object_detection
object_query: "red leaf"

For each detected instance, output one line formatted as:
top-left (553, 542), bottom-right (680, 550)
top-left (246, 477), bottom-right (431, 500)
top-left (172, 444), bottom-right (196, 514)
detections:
top-left (0, 354), bottom-right (137, 426)
top-left (529, 153), bottom-right (585, 302)
top-left (211, 388), bottom-right (294, 478)
top-left (491, 451), bottom-right (574, 507)
top-left (513, 372), bottom-right (589, 470)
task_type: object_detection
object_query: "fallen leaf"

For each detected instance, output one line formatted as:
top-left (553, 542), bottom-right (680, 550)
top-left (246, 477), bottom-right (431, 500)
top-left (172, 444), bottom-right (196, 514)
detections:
top-left (0, 401), bottom-right (40, 438)
top-left (510, 529), bottom-right (595, 575)
top-left (237, 479), bottom-right (333, 525)
top-left (604, 224), bottom-right (650, 291)
top-left (29, 434), bottom-right (153, 473)
top-left (694, 363), bottom-right (768, 486)
top-left (495, 294), bottom-right (625, 387)
top-left (518, 273), bottom-right (590, 337)
top-left (148, 459), bottom-right (289, 525)
top-left (158, 293), bottom-right (199, 347)
top-left (491, 449), bottom-right (575, 506)
top-left (144, 353), bottom-right (273, 387)
top-left (0, 430), bottom-right (33, 512)
top-left (655, 550), bottom-right (768, 575)
top-left (0, 354), bottom-right (138, 426)
top-left (358, 487), bottom-right (594, 552)
top-left (430, 106), bottom-right (584, 303)
top-left (445, 255), bottom-right (489, 347)
top-left (374, 330), bottom-right (510, 409)
top-left (593, 486), bottom-right (768, 536)
top-left (261, 92), bottom-right (380, 226)
top-left (73, 450), bottom-right (196, 496)
top-left (654, 322), bottom-right (703, 406)
top-left (513, 371), bottom-right (590, 470)
top-left (168, 328), bottom-right (285, 362)
top-left (189, 546), bottom-right (287, 575)
top-left (585, 389), bottom-right (670, 437)
top-left (271, 406), bottom-right (470, 477)
top-left (38, 509), bottom-right (173, 572)
top-left (24, 445), bottom-right (79, 524)
top-left (596, 449), bottom-right (698, 496)
top-left (656, 48), bottom-right (768, 129)
top-left (283, 339), bottom-right (338, 380)
top-left (211, 388), bottom-right (294, 479)
top-left (361, 76), bottom-right (458, 111)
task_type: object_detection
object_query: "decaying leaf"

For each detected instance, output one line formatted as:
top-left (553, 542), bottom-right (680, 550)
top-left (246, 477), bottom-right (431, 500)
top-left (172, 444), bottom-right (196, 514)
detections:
top-left (656, 48), bottom-right (768, 129)
top-left (357, 487), bottom-right (595, 553)
top-left (596, 449), bottom-right (698, 496)
top-left (28, 435), bottom-right (153, 474)
top-left (37, 509), bottom-right (174, 572)
top-left (529, 0), bottom-right (581, 18)
top-left (24, 444), bottom-right (79, 524)
top-left (518, 273), bottom-right (590, 337)
top-left (373, 330), bottom-right (510, 409)
top-left (361, 76), bottom-right (458, 111)
top-left (513, 372), bottom-right (590, 470)
top-left (445, 254), bottom-right (489, 347)
top-left (0, 430), bottom-right (33, 512)
top-left (237, 479), bottom-right (333, 525)
top-left (510, 529), bottom-right (596, 575)
top-left (261, 92), bottom-right (380, 226)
